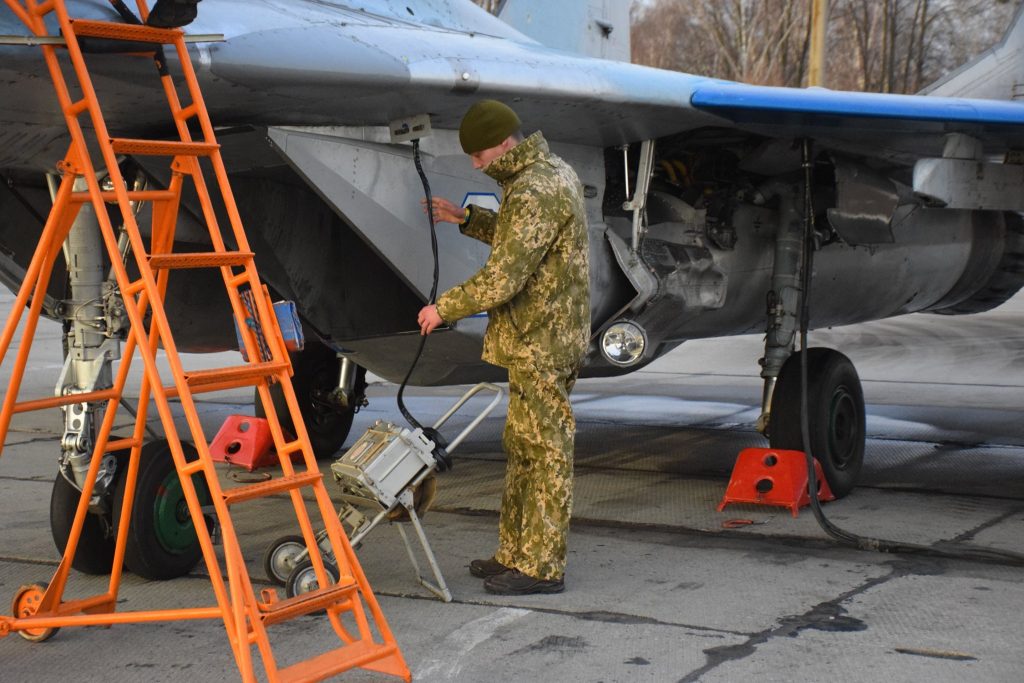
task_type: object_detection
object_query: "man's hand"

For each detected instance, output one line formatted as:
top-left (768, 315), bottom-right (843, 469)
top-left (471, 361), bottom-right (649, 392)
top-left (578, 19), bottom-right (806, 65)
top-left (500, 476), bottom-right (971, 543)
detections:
top-left (418, 305), bottom-right (443, 335)
top-left (421, 197), bottom-right (469, 225)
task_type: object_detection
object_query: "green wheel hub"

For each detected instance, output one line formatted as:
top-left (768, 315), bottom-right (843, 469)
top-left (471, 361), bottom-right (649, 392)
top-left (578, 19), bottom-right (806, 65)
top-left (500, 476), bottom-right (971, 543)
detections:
top-left (152, 473), bottom-right (205, 554)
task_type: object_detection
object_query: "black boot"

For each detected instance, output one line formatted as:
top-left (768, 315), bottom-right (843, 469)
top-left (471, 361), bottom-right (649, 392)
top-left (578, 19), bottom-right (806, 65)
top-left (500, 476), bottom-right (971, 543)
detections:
top-left (484, 570), bottom-right (564, 595)
top-left (469, 557), bottom-right (510, 578)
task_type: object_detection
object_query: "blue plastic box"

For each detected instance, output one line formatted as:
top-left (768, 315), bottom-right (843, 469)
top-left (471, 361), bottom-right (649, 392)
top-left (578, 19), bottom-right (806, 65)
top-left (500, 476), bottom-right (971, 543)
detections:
top-left (234, 299), bottom-right (304, 361)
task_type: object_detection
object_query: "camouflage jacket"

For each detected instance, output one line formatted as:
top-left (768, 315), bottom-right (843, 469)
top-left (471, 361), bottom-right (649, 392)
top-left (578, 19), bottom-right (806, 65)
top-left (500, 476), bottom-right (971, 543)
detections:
top-left (436, 132), bottom-right (590, 370)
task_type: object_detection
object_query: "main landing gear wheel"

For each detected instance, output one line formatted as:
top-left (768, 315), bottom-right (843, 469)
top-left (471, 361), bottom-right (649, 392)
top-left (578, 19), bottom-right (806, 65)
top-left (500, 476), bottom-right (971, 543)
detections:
top-left (285, 559), bottom-right (340, 602)
top-left (255, 343), bottom-right (366, 459)
top-left (769, 347), bottom-right (865, 499)
top-left (263, 534), bottom-right (309, 586)
top-left (112, 440), bottom-right (211, 580)
top-left (49, 446), bottom-right (129, 575)
top-left (12, 583), bottom-right (58, 642)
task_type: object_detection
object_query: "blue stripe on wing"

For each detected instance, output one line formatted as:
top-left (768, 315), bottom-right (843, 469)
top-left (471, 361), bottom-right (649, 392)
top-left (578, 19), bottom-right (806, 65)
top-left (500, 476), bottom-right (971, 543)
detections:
top-left (691, 84), bottom-right (1024, 126)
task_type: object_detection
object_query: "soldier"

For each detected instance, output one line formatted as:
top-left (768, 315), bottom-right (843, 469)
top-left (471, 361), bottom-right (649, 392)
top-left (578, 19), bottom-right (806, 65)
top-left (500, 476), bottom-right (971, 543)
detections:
top-left (418, 100), bottom-right (590, 595)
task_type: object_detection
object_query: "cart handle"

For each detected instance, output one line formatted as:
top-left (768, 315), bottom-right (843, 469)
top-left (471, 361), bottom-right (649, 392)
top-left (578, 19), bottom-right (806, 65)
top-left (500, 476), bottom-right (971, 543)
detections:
top-left (431, 382), bottom-right (504, 455)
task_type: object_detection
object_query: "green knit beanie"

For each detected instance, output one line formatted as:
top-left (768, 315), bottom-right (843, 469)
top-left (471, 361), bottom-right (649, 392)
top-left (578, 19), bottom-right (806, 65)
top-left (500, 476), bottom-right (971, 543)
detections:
top-left (459, 100), bottom-right (522, 153)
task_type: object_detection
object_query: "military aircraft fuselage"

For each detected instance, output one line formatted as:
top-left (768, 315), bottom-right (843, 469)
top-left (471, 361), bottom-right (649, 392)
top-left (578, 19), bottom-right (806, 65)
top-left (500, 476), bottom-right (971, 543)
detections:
top-left (1, 0), bottom-right (1022, 388)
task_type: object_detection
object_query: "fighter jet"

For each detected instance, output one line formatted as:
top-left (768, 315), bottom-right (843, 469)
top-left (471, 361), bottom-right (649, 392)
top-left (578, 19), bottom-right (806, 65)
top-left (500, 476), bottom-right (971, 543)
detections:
top-left (3, 0), bottom-right (1024, 577)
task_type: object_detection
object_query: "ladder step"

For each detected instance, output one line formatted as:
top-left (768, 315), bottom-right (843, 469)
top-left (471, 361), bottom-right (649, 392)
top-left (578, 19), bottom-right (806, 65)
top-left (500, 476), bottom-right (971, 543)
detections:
top-left (149, 251), bottom-right (254, 270)
top-left (276, 641), bottom-right (400, 683)
top-left (69, 19), bottom-right (181, 44)
top-left (70, 189), bottom-right (179, 204)
top-left (257, 578), bottom-right (357, 627)
top-left (179, 360), bottom-right (290, 390)
top-left (222, 471), bottom-right (322, 505)
top-left (110, 138), bottom-right (219, 157)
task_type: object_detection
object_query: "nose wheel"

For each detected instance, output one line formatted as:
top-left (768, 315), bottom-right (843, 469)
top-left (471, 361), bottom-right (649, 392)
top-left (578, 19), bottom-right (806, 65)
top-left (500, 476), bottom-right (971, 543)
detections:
top-left (49, 445), bottom-right (131, 575)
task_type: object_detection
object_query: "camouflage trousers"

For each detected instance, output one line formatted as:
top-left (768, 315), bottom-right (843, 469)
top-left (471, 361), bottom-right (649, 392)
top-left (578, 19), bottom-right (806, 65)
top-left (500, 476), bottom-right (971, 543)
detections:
top-left (493, 363), bottom-right (578, 581)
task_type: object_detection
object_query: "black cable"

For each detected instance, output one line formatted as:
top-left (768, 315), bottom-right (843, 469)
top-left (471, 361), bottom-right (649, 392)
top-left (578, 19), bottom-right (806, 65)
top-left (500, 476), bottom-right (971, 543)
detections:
top-left (107, 1), bottom-right (170, 76)
top-left (396, 139), bottom-right (451, 470)
top-left (796, 139), bottom-right (1024, 567)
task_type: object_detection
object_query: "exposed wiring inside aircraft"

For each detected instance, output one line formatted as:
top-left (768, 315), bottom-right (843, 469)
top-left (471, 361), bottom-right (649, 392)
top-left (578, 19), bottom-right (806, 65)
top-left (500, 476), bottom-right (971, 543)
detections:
top-left (796, 139), bottom-right (1024, 568)
top-left (395, 139), bottom-right (452, 471)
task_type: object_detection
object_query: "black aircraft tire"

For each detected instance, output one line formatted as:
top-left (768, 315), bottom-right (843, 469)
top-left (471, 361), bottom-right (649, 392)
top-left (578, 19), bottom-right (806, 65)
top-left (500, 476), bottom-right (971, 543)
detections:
top-left (49, 449), bottom-right (127, 575)
top-left (769, 348), bottom-right (865, 499)
top-left (112, 440), bottom-right (210, 581)
top-left (255, 344), bottom-right (365, 459)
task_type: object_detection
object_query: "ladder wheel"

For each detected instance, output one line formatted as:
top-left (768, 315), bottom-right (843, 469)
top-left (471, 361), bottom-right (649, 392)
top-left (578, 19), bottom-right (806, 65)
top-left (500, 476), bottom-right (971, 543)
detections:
top-left (263, 535), bottom-right (309, 586)
top-left (256, 344), bottom-right (365, 459)
top-left (49, 447), bottom-right (130, 575)
top-left (285, 559), bottom-right (340, 603)
top-left (113, 440), bottom-right (211, 580)
top-left (12, 583), bottom-right (59, 643)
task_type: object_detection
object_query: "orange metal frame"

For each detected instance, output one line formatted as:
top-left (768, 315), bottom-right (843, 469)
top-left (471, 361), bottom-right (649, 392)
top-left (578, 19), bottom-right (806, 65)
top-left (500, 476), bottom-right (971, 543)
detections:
top-left (0, 2), bottom-right (410, 681)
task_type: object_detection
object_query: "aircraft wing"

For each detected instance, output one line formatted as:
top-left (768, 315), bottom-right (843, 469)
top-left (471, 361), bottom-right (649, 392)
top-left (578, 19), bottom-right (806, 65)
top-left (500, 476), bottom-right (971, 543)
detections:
top-left (6, 0), bottom-right (1024, 172)
top-left (191, 15), bottom-right (1024, 165)
top-left (687, 83), bottom-right (1024, 164)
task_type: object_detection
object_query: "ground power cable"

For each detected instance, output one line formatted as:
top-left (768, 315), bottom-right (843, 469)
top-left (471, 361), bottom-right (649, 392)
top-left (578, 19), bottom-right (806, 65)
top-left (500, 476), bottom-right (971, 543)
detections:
top-left (394, 139), bottom-right (452, 470)
top-left (796, 139), bottom-right (1024, 567)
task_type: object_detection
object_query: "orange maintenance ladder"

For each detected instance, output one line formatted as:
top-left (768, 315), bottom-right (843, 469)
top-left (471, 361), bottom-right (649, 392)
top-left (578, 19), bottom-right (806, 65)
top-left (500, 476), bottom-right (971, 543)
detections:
top-left (0, 1), bottom-right (411, 681)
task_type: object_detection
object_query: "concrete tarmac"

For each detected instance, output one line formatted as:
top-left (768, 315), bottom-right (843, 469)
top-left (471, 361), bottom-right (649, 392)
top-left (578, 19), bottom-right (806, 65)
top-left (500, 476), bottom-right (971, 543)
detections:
top-left (1, 288), bottom-right (1023, 682)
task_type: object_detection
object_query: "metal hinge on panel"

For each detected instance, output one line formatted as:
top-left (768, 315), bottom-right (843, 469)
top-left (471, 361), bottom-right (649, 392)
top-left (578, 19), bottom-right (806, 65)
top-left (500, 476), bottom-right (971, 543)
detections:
top-left (622, 139), bottom-right (656, 253)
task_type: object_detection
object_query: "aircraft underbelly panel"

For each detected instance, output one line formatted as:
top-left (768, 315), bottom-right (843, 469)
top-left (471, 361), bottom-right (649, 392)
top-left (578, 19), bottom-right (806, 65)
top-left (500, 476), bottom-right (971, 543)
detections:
top-left (266, 126), bottom-right (490, 300)
top-left (671, 208), bottom-right (989, 341)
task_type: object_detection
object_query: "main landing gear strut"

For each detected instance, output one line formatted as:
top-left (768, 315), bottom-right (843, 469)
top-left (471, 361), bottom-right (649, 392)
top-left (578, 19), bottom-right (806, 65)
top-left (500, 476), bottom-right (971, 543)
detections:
top-left (755, 177), bottom-right (865, 498)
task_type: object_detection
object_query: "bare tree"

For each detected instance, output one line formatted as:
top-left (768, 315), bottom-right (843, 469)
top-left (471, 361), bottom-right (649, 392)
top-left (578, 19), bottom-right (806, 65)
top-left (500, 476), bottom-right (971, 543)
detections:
top-left (632, 0), bottom-right (1019, 93)
top-left (632, 0), bottom-right (812, 85)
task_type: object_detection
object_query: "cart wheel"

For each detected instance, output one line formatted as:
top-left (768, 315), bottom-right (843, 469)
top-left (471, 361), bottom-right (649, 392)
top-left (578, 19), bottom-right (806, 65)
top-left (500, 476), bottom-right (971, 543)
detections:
top-left (12, 583), bottom-right (58, 643)
top-left (285, 559), bottom-right (339, 601)
top-left (263, 535), bottom-right (309, 586)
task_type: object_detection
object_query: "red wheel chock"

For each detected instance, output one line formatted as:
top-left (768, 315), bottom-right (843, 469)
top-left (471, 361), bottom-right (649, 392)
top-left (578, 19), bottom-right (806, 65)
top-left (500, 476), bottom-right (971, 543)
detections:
top-left (717, 447), bottom-right (835, 518)
top-left (210, 415), bottom-right (280, 471)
